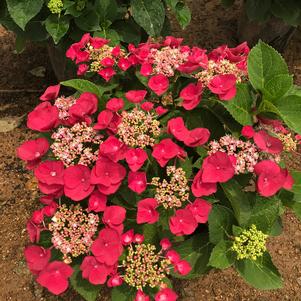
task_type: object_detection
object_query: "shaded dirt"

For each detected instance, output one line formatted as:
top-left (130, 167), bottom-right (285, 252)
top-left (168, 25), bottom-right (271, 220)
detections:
top-left (1, 0), bottom-right (301, 300)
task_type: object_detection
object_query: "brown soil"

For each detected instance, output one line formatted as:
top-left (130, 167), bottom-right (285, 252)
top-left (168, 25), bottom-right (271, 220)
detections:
top-left (0, 1), bottom-right (301, 300)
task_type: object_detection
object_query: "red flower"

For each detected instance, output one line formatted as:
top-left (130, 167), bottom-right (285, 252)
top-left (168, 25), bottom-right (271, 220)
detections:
top-left (125, 148), bottom-right (148, 172)
top-left (40, 84), bottom-right (60, 101)
top-left (69, 92), bottom-right (98, 124)
top-left (27, 220), bottom-right (42, 243)
top-left (208, 74), bottom-right (237, 101)
top-left (107, 274), bottom-right (123, 287)
top-left (34, 160), bottom-right (64, 186)
top-left (88, 190), bottom-right (107, 212)
top-left (164, 36), bottom-right (183, 47)
top-left (186, 198), bottom-right (212, 223)
top-left (140, 63), bottom-right (152, 76)
top-left (99, 136), bottom-right (127, 162)
top-left (174, 260), bottom-right (192, 275)
top-left (135, 290), bottom-right (150, 301)
top-left (125, 90), bottom-right (147, 103)
top-left (167, 117), bottom-right (189, 142)
top-left (24, 246), bottom-right (51, 274)
top-left (137, 198), bottom-right (159, 224)
top-left (166, 250), bottom-right (180, 264)
top-left (152, 138), bottom-right (187, 167)
top-left (128, 171), bottom-right (147, 194)
top-left (36, 261), bottom-right (73, 295)
top-left (27, 102), bottom-right (59, 132)
top-left (90, 157), bottom-right (126, 195)
top-left (160, 238), bottom-right (172, 250)
top-left (155, 106), bottom-right (168, 115)
top-left (148, 74), bottom-right (169, 96)
top-left (80, 256), bottom-right (112, 285)
top-left (253, 130), bottom-right (283, 154)
top-left (106, 98), bottom-right (124, 112)
top-left (254, 160), bottom-right (293, 197)
top-left (77, 64), bottom-right (89, 76)
top-left (201, 151), bottom-right (235, 183)
top-left (155, 288), bottom-right (178, 301)
top-left (180, 82), bottom-right (203, 110)
top-left (17, 138), bottom-right (49, 170)
top-left (141, 101), bottom-right (154, 111)
top-left (169, 209), bottom-right (198, 236)
top-left (98, 67), bottom-right (116, 82)
top-left (101, 57), bottom-right (115, 67)
top-left (94, 110), bottom-right (114, 130)
top-left (42, 201), bottom-right (58, 217)
top-left (121, 229), bottom-right (135, 245)
top-left (63, 165), bottom-right (94, 201)
top-left (102, 205), bottom-right (126, 233)
top-left (91, 228), bottom-right (123, 265)
top-left (241, 125), bottom-right (255, 139)
top-left (183, 128), bottom-right (210, 147)
top-left (38, 182), bottom-right (64, 197)
top-left (118, 57), bottom-right (132, 71)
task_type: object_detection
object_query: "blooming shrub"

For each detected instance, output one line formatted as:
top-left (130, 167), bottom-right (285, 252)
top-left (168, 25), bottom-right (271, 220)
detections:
top-left (19, 35), bottom-right (301, 300)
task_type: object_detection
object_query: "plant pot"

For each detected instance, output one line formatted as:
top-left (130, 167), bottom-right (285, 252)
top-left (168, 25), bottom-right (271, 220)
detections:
top-left (237, 7), bottom-right (296, 53)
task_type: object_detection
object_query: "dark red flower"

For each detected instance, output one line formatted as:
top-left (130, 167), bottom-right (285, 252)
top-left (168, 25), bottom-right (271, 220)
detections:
top-left (137, 198), bottom-right (159, 224)
top-left (184, 128), bottom-right (210, 147)
top-left (27, 102), bottom-right (59, 132)
top-left (24, 246), bottom-right (51, 274)
top-left (155, 106), bottom-right (168, 115)
top-left (180, 82), bottom-right (203, 110)
top-left (91, 228), bottom-right (123, 265)
top-left (34, 160), bottom-right (64, 186)
top-left (167, 117), bottom-right (189, 142)
top-left (94, 110), bottom-right (114, 130)
top-left (36, 261), bottom-right (73, 295)
top-left (102, 205), bottom-right (126, 233)
top-left (88, 190), bottom-right (107, 212)
top-left (169, 209), bottom-right (198, 236)
top-left (118, 57), bottom-right (132, 71)
top-left (63, 165), bottom-right (94, 201)
top-left (98, 67), bottom-right (116, 82)
top-left (125, 148), bottom-right (148, 172)
top-left (40, 84), bottom-right (60, 101)
top-left (186, 198), bottom-right (212, 223)
top-left (99, 136), bottom-right (127, 162)
top-left (208, 74), bottom-right (237, 101)
top-left (141, 101), bottom-right (154, 111)
top-left (253, 130), bottom-right (283, 154)
top-left (27, 220), bottom-right (42, 243)
top-left (128, 171), bottom-right (147, 194)
top-left (106, 98), bottom-right (124, 112)
top-left (148, 74), bottom-right (169, 96)
top-left (125, 90), bottom-right (147, 103)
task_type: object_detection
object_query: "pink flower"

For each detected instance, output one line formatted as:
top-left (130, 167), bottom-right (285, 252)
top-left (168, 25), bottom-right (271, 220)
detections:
top-left (91, 228), bottom-right (123, 265)
top-left (180, 82), bottom-right (203, 110)
top-left (107, 274), bottom-right (123, 287)
top-left (135, 290), bottom-right (150, 301)
top-left (90, 157), bottom-right (126, 195)
top-left (106, 98), bottom-right (124, 112)
top-left (118, 57), bottom-right (132, 71)
top-left (169, 209), bottom-right (198, 236)
top-left (166, 250), bottom-right (180, 264)
top-left (121, 229), bottom-right (135, 245)
top-left (24, 246), bottom-right (51, 274)
top-left (69, 92), bottom-right (98, 124)
top-left (31, 210), bottom-right (44, 224)
top-left (99, 136), bottom-right (127, 162)
top-left (27, 102), bottom-right (59, 132)
top-left (128, 171), bottom-right (147, 194)
top-left (94, 110), bottom-right (114, 130)
top-left (160, 238), bottom-right (172, 250)
top-left (38, 182), bottom-right (63, 197)
top-left (80, 256), bottom-right (112, 285)
top-left (253, 130), bottom-right (283, 154)
top-left (155, 106), bottom-right (168, 115)
top-left (241, 125), bottom-right (255, 139)
top-left (63, 165), bottom-right (94, 201)
top-left (40, 84), bottom-right (60, 101)
top-left (186, 198), bottom-right (212, 223)
top-left (77, 64), bottom-right (89, 76)
top-left (167, 117), bottom-right (188, 142)
top-left (36, 261), bottom-right (73, 295)
top-left (141, 101), bottom-right (154, 111)
top-left (140, 63), bottom-right (152, 76)
top-left (102, 205), bottom-right (126, 233)
top-left (34, 160), bottom-right (64, 186)
top-left (88, 190), bottom-right (107, 212)
top-left (98, 67), bottom-right (116, 82)
top-left (254, 160), bottom-right (293, 197)
top-left (137, 198), bottom-right (159, 224)
top-left (174, 260), bottom-right (192, 275)
top-left (125, 148), bottom-right (148, 172)
top-left (42, 201), bottom-right (58, 217)
top-left (134, 233), bottom-right (144, 244)
top-left (201, 151), bottom-right (235, 183)
top-left (27, 220), bottom-right (42, 243)
top-left (163, 36), bottom-right (183, 47)
top-left (101, 57), bottom-right (114, 67)
top-left (17, 138), bottom-right (49, 170)
top-left (152, 138), bottom-right (187, 167)
top-left (125, 90), bottom-right (147, 103)
top-left (148, 74), bottom-right (169, 96)
top-left (208, 74), bottom-right (237, 101)
top-left (155, 288), bottom-right (178, 301)
top-left (184, 128), bottom-right (210, 147)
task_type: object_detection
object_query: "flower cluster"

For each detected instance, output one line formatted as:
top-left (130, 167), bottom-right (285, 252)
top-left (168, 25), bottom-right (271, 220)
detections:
top-left (19, 35), bottom-right (297, 300)
top-left (231, 225), bottom-right (268, 261)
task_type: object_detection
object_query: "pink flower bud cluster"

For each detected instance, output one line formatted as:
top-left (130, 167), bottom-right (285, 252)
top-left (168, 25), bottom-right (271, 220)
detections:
top-left (51, 122), bottom-right (102, 166)
top-left (209, 135), bottom-right (259, 174)
top-left (49, 204), bottom-right (99, 263)
top-left (54, 95), bottom-right (77, 121)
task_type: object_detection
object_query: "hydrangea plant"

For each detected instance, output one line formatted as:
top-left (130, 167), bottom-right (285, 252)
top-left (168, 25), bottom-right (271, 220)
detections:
top-left (18, 35), bottom-right (301, 300)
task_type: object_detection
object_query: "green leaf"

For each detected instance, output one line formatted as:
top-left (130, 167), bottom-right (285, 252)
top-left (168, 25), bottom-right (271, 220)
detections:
top-left (248, 41), bottom-right (293, 101)
top-left (45, 15), bottom-right (70, 44)
top-left (179, 157), bottom-right (193, 178)
top-left (220, 0), bottom-right (235, 7)
top-left (15, 34), bottom-right (26, 53)
top-left (95, 0), bottom-right (118, 23)
top-left (6, 0), bottom-right (43, 30)
top-left (235, 253), bottom-right (283, 289)
top-left (221, 179), bottom-right (253, 226)
top-left (172, 233), bottom-right (213, 279)
top-left (112, 19), bottom-right (142, 44)
top-left (165, 0), bottom-right (191, 29)
top-left (245, 0), bottom-right (272, 22)
top-left (131, 0), bottom-right (165, 36)
top-left (111, 284), bottom-right (136, 301)
top-left (142, 223), bottom-right (158, 244)
top-left (70, 265), bottom-right (101, 301)
top-left (218, 83), bottom-right (253, 125)
top-left (271, 0), bottom-right (301, 26)
top-left (75, 8), bottom-right (101, 32)
top-left (208, 205), bottom-right (236, 244)
top-left (208, 240), bottom-right (235, 269)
